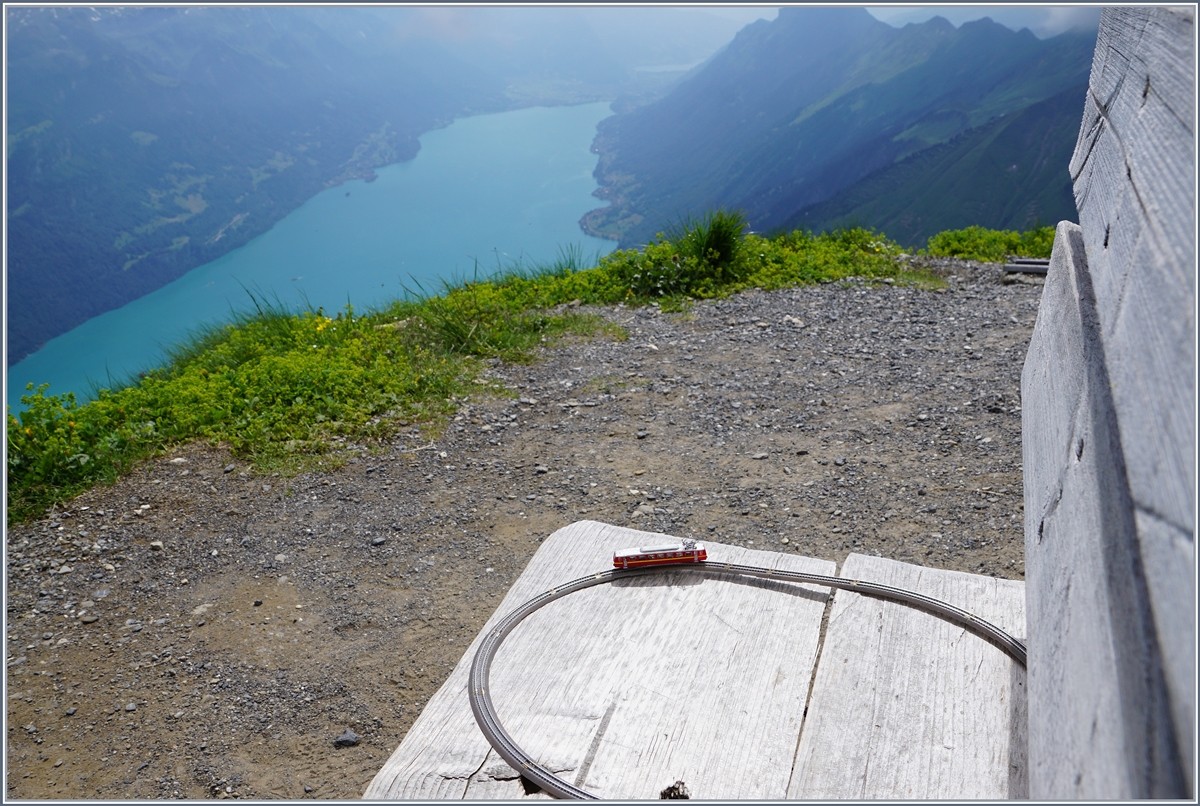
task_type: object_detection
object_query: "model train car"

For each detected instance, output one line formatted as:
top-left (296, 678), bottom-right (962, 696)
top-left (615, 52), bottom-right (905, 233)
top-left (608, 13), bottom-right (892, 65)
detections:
top-left (613, 539), bottom-right (706, 569)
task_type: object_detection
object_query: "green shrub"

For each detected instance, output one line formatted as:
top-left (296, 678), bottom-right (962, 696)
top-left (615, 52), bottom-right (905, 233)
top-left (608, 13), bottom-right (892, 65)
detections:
top-left (923, 224), bottom-right (1056, 262)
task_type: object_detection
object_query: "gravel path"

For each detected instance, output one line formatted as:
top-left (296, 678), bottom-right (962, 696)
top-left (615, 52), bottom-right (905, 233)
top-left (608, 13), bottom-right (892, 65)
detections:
top-left (5, 259), bottom-right (1045, 799)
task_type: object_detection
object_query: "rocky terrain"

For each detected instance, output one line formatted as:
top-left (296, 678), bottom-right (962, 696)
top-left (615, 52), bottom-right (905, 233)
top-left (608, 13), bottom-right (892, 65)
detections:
top-left (5, 258), bottom-right (1045, 799)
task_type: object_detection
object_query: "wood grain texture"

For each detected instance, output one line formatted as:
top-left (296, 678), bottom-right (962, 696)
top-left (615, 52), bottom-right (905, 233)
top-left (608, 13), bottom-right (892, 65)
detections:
top-left (362, 520), bottom-right (835, 800)
top-left (788, 553), bottom-right (1027, 800)
top-left (1024, 220), bottom-right (1188, 798)
top-left (1024, 7), bottom-right (1194, 797)
top-left (1070, 6), bottom-right (1194, 535)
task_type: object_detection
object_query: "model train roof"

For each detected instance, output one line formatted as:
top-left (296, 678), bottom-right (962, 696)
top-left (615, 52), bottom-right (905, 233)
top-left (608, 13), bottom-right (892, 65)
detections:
top-left (614, 542), bottom-right (705, 556)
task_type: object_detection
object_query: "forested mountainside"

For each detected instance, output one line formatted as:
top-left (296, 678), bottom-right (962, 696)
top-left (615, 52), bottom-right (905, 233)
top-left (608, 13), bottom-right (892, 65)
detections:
top-left (5, 6), bottom-right (743, 367)
top-left (784, 83), bottom-right (1088, 246)
top-left (584, 7), bottom-right (1097, 248)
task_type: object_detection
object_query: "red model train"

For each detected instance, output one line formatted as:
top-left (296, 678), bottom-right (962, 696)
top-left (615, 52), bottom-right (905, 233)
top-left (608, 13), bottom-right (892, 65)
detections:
top-left (613, 539), bottom-right (706, 569)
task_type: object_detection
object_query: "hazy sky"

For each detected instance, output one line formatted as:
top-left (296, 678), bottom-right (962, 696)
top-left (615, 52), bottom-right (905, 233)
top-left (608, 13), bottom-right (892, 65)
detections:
top-left (693, 6), bottom-right (780, 25)
top-left (690, 6), bottom-right (1101, 39)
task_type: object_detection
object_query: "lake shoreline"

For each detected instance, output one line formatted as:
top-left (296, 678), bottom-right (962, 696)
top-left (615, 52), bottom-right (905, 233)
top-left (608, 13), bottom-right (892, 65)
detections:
top-left (8, 103), bottom-right (617, 414)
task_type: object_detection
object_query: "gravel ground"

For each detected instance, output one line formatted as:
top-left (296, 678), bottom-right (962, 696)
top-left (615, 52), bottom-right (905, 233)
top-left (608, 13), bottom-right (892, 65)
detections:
top-left (5, 258), bottom-right (1045, 799)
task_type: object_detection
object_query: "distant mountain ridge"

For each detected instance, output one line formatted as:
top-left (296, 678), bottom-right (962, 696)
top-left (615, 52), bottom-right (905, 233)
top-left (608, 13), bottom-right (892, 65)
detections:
top-left (5, 6), bottom-right (748, 368)
top-left (584, 7), bottom-right (1097, 247)
top-left (6, 6), bottom-right (495, 368)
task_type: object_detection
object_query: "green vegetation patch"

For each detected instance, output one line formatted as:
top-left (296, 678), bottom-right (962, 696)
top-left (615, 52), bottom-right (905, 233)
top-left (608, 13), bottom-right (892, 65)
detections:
top-left (8, 215), bottom-right (953, 523)
top-left (923, 224), bottom-right (1055, 263)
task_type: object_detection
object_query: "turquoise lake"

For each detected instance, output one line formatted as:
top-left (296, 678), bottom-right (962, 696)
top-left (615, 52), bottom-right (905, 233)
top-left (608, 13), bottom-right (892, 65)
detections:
top-left (7, 102), bottom-right (617, 412)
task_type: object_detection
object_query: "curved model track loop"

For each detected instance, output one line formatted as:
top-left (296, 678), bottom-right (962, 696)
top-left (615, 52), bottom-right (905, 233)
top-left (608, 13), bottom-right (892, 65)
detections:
top-left (468, 561), bottom-right (1027, 800)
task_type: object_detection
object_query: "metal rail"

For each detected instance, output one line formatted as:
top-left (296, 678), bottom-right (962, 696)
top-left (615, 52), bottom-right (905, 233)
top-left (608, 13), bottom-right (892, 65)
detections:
top-left (468, 561), bottom-right (1027, 800)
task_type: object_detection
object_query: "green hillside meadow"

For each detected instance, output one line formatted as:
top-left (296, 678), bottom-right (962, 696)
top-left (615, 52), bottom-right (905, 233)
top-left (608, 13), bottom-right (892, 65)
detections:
top-left (6, 220), bottom-right (1052, 524)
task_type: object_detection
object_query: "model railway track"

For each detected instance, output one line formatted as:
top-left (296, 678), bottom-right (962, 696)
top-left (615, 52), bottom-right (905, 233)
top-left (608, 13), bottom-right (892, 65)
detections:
top-left (468, 561), bottom-right (1027, 800)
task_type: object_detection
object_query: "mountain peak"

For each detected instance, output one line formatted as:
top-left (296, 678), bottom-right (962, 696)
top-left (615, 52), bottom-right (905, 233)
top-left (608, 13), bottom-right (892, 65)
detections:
top-left (922, 15), bottom-right (957, 33)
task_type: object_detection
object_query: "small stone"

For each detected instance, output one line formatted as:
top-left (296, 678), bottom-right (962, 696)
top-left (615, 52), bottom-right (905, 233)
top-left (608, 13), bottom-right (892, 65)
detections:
top-left (751, 453), bottom-right (769, 460)
top-left (333, 729), bottom-right (361, 748)
top-left (780, 538), bottom-right (790, 545)
top-left (169, 458), bottom-right (188, 464)
top-left (371, 537), bottom-right (386, 546)
top-left (534, 465), bottom-right (549, 474)
top-left (834, 456), bottom-right (846, 467)
top-left (223, 464), bottom-right (236, 473)
top-left (660, 780), bottom-right (690, 799)
top-left (124, 703), bottom-right (136, 712)
top-left (304, 785), bottom-right (313, 793)
top-left (253, 600), bottom-right (263, 607)
top-left (274, 553), bottom-right (287, 562)
top-left (65, 708), bottom-right (76, 716)
top-left (636, 431), bottom-right (649, 439)
top-left (150, 541), bottom-right (163, 551)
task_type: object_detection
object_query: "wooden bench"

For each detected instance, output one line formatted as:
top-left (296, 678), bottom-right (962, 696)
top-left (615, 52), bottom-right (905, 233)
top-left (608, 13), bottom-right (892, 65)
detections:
top-left (364, 521), bottom-right (1026, 800)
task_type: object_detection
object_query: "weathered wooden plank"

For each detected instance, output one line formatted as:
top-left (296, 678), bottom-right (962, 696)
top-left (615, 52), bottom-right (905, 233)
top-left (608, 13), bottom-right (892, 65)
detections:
top-left (1026, 6), bottom-right (1194, 798)
top-left (788, 553), bottom-right (1027, 800)
top-left (1023, 221), bottom-right (1186, 798)
top-left (363, 521), bottom-right (834, 800)
top-left (1071, 6), bottom-right (1196, 535)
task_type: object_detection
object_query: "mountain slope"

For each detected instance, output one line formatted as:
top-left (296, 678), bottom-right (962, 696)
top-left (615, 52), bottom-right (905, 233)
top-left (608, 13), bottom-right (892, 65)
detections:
top-left (782, 83), bottom-right (1087, 246)
top-left (585, 7), bottom-right (1096, 247)
top-left (5, 6), bottom-right (505, 368)
top-left (5, 6), bottom-right (753, 369)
